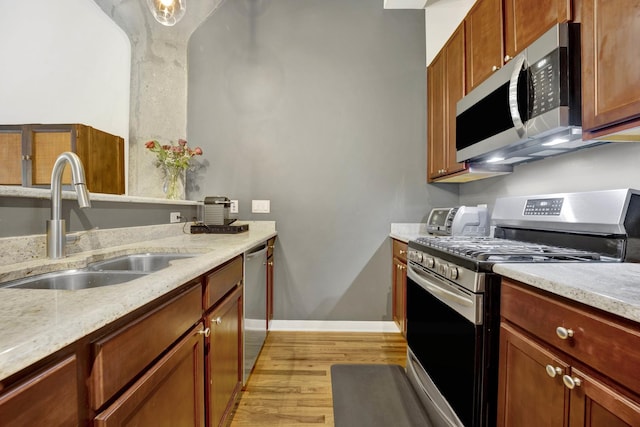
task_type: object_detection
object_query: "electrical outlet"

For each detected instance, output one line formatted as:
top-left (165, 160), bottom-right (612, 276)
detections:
top-left (230, 200), bottom-right (239, 214)
top-left (170, 212), bottom-right (181, 223)
top-left (251, 200), bottom-right (270, 213)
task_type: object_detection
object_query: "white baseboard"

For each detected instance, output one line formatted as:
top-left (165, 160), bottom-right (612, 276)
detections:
top-left (269, 320), bottom-right (400, 333)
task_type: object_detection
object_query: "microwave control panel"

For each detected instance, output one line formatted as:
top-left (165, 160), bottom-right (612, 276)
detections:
top-left (529, 49), bottom-right (563, 119)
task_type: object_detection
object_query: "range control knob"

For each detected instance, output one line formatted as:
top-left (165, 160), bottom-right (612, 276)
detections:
top-left (425, 257), bottom-right (435, 268)
top-left (449, 267), bottom-right (459, 280)
top-left (439, 264), bottom-right (449, 277)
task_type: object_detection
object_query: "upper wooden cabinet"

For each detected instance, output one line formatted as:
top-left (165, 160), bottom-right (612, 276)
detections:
top-left (464, 0), bottom-right (572, 92)
top-left (581, 0), bottom-right (640, 137)
top-left (465, 0), bottom-right (503, 91)
top-left (504, 0), bottom-right (572, 61)
top-left (428, 24), bottom-right (467, 181)
top-left (0, 123), bottom-right (125, 194)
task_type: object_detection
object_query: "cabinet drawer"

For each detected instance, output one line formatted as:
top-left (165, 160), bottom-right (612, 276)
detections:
top-left (89, 283), bottom-right (202, 410)
top-left (392, 239), bottom-right (408, 263)
top-left (501, 280), bottom-right (640, 393)
top-left (205, 256), bottom-right (243, 310)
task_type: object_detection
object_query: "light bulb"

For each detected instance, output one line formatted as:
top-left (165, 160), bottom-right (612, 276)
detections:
top-left (146, 0), bottom-right (186, 26)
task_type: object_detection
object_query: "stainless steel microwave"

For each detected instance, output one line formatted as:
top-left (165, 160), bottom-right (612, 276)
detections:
top-left (456, 23), bottom-right (602, 166)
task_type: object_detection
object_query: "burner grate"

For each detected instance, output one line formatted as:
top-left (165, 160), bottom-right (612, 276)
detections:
top-left (413, 236), bottom-right (602, 263)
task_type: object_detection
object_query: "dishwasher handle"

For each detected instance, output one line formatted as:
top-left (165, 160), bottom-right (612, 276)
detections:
top-left (246, 243), bottom-right (268, 259)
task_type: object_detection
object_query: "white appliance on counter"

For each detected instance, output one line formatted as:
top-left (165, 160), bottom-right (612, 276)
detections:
top-left (243, 242), bottom-right (268, 384)
top-left (426, 204), bottom-right (489, 236)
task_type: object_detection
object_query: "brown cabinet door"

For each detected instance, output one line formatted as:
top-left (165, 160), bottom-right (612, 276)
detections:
top-left (267, 254), bottom-right (274, 330)
top-left (0, 130), bottom-right (23, 185)
top-left (427, 50), bottom-right (446, 180)
top-left (94, 325), bottom-right (206, 427)
top-left (90, 283), bottom-right (202, 410)
top-left (504, 0), bottom-right (571, 60)
top-left (582, 0), bottom-right (640, 132)
top-left (568, 367), bottom-right (640, 427)
top-left (392, 257), bottom-right (406, 336)
top-left (497, 323), bottom-right (570, 427)
top-left (445, 24), bottom-right (466, 175)
top-left (465, 0), bottom-right (503, 91)
top-left (0, 355), bottom-right (78, 427)
top-left (207, 285), bottom-right (243, 427)
top-left (31, 128), bottom-right (73, 185)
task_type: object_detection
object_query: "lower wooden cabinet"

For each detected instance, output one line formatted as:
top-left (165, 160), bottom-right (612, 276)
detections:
top-left (498, 323), bottom-right (570, 426)
top-left (266, 237), bottom-right (276, 330)
top-left (206, 285), bottom-right (243, 427)
top-left (0, 355), bottom-right (78, 427)
top-left (94, 324), bottom-right (206, 427)
top-left (391, 239), bottom-right (407, 336)
top-left (89, 283), bottom-right (202, 410)
top-left (0, 258), bottom-right (248, 426)
top-left (498, 280), bottom-right (640, 427)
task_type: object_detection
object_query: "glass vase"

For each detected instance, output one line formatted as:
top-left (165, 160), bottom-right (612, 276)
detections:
top-left (163, 165), bottom-right (185, 200)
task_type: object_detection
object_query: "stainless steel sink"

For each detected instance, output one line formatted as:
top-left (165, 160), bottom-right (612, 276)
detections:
top-left (0, 270), bottom-right (148, 290)
top-left (87, 253), bottom-right (198, 273)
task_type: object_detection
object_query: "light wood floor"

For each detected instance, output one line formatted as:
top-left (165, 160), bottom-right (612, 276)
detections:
top-left (227, 331), bottom-right (407, 426)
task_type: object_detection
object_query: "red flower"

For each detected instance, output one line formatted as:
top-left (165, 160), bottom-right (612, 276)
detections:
top-left (145, 140), bottom-right (156, 149)
top-left (194, 147), bottom-right (203, 155)
top-left (178, 139), bottom-right (187, 146)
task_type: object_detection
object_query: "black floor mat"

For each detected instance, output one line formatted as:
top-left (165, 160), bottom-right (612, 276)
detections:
top-left (331, 364), bottom-right (433, 427)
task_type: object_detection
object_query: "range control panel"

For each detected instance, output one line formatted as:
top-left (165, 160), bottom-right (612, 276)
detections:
top-left (524, 198), bottom-right (564, 216)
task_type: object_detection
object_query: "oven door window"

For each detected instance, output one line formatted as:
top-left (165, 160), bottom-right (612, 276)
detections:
top-left (406, 276), bottom-right (483, 427)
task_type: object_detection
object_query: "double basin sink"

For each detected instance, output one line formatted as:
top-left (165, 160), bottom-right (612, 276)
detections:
top-left (0, 253), bottom-right (198, 291)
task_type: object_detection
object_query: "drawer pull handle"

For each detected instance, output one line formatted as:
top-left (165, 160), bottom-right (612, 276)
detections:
top-left (492, 65), bottom-right (499, 71)
top-left (399, 250), bottom-right (407, 255)
top-left (198, 328), bottom-right (211, 338)
top-left (556, 327), bottom-right (574, 340)
top-left (545, 365), bottom-right (562, 378)
top-left (213, 317), bottom-right (222, 325)
top-left (562, 375), bottom-right (582, 389)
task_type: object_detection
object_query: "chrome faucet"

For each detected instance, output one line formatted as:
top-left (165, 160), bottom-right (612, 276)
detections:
top-left (47, 152), bottom-right (92, 259)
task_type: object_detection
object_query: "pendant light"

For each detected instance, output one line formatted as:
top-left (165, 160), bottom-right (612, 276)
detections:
top-left (146, 0), bottom-right (186, 26)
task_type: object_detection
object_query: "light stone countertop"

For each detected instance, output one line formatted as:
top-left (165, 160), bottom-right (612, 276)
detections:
top-left (0, 221), bottom-right (276, 382)
top-left (493, 263), bottom-right (640, 324)
top-left (389, 223), bottom-right (430, 243)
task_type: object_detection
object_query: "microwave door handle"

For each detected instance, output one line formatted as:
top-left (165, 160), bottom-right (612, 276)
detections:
top-left (508, 54), bottom-right (527, 138)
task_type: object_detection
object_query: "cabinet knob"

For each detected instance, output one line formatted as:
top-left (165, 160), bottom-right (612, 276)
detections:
top-left (492, 65), bottom-right (499, 71)
top-left (212, 317), bottom-right (222, 325)
top-left (545, 365), bottom-right (562, 378)
top-left (556, 327), bottom-right (574, 340)
top-left (268, 261), bottom-right (274, 266)
top-left (198, 327), bottom-right (211, 338)
top-left (562, 375), bottom-right (582, 389)
top-left (504, 55), bottom-right (512, 62)
top-left (399, 250), bottom-right (406, 255)
top-left (268, 245), bottom-right (275, 249)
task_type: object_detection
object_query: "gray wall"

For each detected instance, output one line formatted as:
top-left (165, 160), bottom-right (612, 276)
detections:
top-left (0, 197), bottom-right (198, 237)
top-left (187, 0), bottom-right (459, 321)
top-left (459, 142), bottom-right (640, 211)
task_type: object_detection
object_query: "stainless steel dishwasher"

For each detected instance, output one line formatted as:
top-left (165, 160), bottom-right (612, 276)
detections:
top-left (243, 242), bottom-right (268, 384)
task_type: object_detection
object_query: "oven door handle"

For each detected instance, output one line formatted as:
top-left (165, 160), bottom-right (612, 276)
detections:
top-left (408, 264), bottom-right (472, 307)
top-left (408, 263), bottom-right (482, 324)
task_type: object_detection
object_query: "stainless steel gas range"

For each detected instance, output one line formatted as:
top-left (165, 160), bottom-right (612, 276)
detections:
top-left (405, 189), bottom-right (640, 427)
